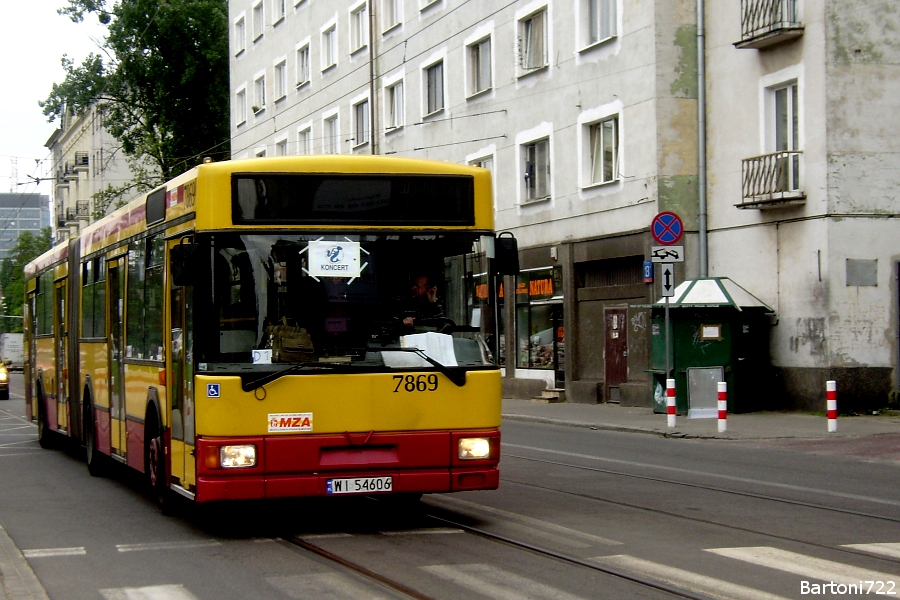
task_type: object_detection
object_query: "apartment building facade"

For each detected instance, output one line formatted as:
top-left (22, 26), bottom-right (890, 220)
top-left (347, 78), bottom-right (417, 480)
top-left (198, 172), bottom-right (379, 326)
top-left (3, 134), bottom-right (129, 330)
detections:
top-left (44, 103), bottom-right (138, 243)
top-left (230, 0), bottom-right (702, 405)
top-left (706, 0), bottom-right (900, 410)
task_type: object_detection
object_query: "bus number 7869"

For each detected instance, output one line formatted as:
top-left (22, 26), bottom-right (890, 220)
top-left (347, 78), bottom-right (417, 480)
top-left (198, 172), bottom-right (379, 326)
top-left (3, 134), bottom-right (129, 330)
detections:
top-left (393, 374), bottom-right (439, 392)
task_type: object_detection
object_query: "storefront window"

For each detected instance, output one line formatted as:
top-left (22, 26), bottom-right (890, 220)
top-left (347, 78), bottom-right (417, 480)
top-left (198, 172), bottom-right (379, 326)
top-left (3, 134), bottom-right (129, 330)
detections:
top-left (515, 267), bottom-right (564, 373)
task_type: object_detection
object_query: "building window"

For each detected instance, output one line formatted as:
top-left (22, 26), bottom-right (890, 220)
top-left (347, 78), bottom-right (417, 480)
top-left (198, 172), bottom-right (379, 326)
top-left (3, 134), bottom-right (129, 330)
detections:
top-left (425, 61), bottom-right (444, 116)
top-left (324, 114), bottom-right (339, 154)
top-left (772, 81), bottom-right (800, 190)
top-left (255, 148), bottom-right (267, 157)
top-left (354, 100), bottom-right (370, 147)
top-left (296, 43), bottom-right (310, 86)
top-left (274, 60), bottom-right (287, 100)
top-left (589, 116), bottom-right (618, 184)
top-left (586, 0), bottom-right (616, 46)
top-left (468, 37), bottom-right (491, 96)
top-left (252, 1), bottom-right (264, 40)
top-left (236, 88), bottom-right (247, 125)
top-left (234, 16), bottom-right (246, 55)
top-left (385, 81), bottom-right (404, 129)
top-left (297, 126), bottom-right (311, 154)
top-left (275, 138), bottom-right (288, 156)
top-left (383, 0), bottom-right (400, 30)
top-left (523, 138), bottom-right (550, 202)
top-left (470, 156), bottom-right (493, 172)
top-left (253, 75), bottom-right (266, 113)
top-left (351, 4), bottom-right (368, 52)
top-left (322, 25), bottom-right (337, 70)
top-left (273, 0), bottom-right (286, 24)
top-left (519, 9), bottom-right (547, 73)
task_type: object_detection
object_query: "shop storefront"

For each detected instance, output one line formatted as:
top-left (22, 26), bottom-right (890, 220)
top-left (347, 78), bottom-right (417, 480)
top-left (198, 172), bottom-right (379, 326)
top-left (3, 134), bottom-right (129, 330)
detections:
top-left (514, 267), bottom-right (565, 388)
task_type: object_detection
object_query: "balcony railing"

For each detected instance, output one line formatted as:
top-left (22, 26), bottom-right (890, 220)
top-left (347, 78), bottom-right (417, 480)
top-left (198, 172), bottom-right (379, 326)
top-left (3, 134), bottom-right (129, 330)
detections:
top-left (735, 0), bottom-right (803, 49)
top-left (738, 150), bottom-right (806, 209)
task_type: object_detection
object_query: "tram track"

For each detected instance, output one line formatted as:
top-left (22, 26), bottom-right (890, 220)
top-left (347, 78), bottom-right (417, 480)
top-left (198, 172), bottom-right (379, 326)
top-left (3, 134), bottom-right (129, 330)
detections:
top-left (281, 498), bottom-right (716, 600)
top-left (502, 452), bottom-right (900, 566)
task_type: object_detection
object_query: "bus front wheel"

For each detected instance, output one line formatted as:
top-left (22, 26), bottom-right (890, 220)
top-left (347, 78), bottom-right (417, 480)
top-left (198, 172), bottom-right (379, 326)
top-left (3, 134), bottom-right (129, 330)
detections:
top-left (145, 411), bottom-right (176, 514)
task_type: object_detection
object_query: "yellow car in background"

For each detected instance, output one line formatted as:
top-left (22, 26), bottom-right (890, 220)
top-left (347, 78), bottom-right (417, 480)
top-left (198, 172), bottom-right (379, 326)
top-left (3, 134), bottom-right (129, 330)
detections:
top-left (0, 362), bottom-right (8, 400)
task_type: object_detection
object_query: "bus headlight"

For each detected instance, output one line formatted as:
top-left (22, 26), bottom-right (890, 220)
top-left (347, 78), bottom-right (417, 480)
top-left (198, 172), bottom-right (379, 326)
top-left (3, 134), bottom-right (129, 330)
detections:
top-left (219, 445), bottom-right (257, 468)
top-left (458, 437), bottom-right (491, 460)
top-left (0, 372), bottom-right (7, 382)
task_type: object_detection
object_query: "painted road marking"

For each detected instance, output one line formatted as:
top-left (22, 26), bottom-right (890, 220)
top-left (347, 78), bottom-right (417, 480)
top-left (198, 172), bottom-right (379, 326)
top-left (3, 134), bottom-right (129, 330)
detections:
top-left (116, 540), bottom-right (221, 553)
top-left (592, 554), bottom-right (791, 600)
top-left (22, 547), bottom-right (86, 558)
top-left (841, 542), bottom-right (900, 560)
top-left (504, 443), bottom-right (900, 508)
top-left (706, 546), bottom-right (899, 584)
top-left (100, 584), bottom-right (199, 600)
top-left (380, 528), bottom-right (464, 536)
top-left (268, 573), bottom-right (395, 599)
top-left (427, 495), bottom-right (621, 546)
top-left (422, 563), bottom-right (589, 600)
top-left (296, 532), bottom-right (353, 540)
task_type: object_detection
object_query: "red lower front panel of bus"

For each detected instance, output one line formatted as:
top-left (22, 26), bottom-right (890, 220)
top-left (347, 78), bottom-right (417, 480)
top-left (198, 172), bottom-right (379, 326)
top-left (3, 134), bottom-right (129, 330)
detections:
top-left (192, 430), bottom-right (500, 503)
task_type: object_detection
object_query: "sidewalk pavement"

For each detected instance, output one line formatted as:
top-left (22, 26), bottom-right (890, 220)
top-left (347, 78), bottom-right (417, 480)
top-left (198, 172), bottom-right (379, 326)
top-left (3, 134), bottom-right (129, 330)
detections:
top-left (502, 398), bottom-right (900, 440)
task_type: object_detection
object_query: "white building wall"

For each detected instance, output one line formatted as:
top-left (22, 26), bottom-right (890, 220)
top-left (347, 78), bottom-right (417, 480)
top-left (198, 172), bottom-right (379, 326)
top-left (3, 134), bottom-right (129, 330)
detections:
top-left (707, 0), bottom-right (900, 408)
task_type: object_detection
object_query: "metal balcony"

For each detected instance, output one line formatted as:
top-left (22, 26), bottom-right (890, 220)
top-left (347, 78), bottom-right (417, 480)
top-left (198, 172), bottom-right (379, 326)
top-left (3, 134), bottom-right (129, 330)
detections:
top-left (734, 0), bottom-right (803, 50)
top-left (738, 150), bottom-right (806, 209)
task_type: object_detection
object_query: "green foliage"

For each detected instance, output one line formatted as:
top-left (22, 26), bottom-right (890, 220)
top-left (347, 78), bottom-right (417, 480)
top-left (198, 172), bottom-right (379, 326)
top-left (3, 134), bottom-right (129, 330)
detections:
top-left (0, 228), bottom-right (53, 334)
top-left (42, 0), bottom-right (231, 184)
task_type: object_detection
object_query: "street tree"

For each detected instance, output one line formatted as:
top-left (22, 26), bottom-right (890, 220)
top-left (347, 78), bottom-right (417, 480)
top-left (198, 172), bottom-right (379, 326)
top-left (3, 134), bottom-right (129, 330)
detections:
top-left (0, 228), bottom-right (52, 334)
top-left (40, 0), bottom-right (231, 213)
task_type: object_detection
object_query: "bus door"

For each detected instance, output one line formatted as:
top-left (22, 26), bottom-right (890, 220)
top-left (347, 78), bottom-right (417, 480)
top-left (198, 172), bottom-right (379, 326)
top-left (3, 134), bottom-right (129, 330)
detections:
top-left (169, 281), bottom-right (195, 487)
top-left (55, 279), bottom-right (68, 433)
top-left (25, 293), bottom-right (36, 421)
top-left (108, 257), bottom-right (127, 459)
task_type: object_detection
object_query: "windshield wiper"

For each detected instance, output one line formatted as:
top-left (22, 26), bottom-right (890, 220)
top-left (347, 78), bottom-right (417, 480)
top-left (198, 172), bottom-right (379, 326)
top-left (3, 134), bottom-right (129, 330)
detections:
top-left (241, 363), bottom-right (333, 392)
top-left (372, 346), bottom-right (468, 387)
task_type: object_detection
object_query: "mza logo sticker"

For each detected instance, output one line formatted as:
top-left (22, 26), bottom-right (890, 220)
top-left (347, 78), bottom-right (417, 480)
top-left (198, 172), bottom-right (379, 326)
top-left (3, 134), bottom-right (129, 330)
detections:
top-left (268, 412), bottom-right (313, 432)
top-left (206, 383), bottom-right (220, 398)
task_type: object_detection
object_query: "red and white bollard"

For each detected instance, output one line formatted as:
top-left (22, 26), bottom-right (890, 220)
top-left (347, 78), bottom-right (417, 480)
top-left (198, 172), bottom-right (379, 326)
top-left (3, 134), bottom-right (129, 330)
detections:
top-left (827, 380), bottom-right (837, 433)
top-left (717, 381), bottom-right (727, 433)
top-left (667, 378), bottom-right (676, 427)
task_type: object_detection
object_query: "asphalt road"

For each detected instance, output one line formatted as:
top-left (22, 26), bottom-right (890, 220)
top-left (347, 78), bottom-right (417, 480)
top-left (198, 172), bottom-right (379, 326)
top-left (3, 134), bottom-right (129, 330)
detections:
top-left (1, 373), bottom-right (898, 600)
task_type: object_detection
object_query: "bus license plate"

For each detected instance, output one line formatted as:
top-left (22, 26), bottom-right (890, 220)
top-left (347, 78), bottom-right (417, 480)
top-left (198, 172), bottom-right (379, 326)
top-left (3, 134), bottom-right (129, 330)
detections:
top-left (326, 476), bottom-right (393, 495)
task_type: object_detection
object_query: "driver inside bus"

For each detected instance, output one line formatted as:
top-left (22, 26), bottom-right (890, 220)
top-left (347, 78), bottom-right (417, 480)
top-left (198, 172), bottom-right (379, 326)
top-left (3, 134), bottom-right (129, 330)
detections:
top-left (402, 275), bottom-right (444, 328)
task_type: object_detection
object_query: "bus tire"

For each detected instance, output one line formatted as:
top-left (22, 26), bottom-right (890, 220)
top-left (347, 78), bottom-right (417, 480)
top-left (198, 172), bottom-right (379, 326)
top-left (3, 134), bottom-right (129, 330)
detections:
top-left (0, 389), bottom-right (8, 400)
top-left (37, 390), bottom-right (56, 450)
top-left (145, 408), bottom-right (175, 514)
top-left (84, 397), bottom-right (107, 476)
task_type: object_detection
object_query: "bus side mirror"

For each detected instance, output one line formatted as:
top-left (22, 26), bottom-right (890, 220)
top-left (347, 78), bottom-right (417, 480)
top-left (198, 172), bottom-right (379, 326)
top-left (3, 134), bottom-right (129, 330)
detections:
top-left (494, 233), bottom-right (519, 276)
top-left (171, 243), bottom-right (198, 287)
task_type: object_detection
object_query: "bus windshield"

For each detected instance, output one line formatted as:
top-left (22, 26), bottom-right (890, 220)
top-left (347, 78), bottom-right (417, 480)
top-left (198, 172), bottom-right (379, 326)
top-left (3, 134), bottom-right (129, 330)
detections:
top-left (195, 232), bottom-right (498, 372)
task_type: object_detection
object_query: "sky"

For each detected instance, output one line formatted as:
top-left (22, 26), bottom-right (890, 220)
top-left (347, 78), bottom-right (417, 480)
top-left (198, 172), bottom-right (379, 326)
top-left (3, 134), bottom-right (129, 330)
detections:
top-left (0, 1), bottom-right (107, 198)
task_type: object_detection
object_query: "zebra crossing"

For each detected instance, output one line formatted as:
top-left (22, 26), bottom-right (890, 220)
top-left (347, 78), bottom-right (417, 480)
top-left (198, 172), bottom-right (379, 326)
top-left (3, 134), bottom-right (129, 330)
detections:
top-left (34, 538), bottom-right (899, 599)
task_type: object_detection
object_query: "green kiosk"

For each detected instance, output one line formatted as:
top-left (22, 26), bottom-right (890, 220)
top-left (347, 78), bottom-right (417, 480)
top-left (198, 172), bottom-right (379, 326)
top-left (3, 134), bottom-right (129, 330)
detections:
top-left (648, 278), bottom-right (774, 415)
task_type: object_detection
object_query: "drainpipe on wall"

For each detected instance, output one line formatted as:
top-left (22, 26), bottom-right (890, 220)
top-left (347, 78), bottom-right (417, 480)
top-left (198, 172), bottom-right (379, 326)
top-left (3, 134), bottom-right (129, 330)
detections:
top-left (697, 0), bottom-right (708, 277)
top-left (368, 0), bottom-right (378, 155)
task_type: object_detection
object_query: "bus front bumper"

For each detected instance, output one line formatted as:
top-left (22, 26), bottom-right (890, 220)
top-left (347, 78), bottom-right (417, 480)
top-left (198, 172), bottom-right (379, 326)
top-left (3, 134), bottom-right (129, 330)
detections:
top-left (191, 430), bottom-right (500, 503)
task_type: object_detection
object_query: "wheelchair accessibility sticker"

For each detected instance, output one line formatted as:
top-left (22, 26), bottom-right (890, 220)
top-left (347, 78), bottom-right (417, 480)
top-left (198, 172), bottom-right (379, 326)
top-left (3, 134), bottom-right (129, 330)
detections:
top-left (206, 383), bottom-right (220, 398)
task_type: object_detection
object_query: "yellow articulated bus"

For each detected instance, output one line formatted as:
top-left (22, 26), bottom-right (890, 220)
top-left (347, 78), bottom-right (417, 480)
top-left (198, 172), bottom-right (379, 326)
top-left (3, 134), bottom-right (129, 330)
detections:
top-left (24, 156), bottom-right (518, 506)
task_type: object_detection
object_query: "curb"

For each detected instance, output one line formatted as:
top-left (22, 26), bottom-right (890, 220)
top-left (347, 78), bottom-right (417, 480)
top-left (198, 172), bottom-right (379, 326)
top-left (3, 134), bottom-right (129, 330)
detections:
top-left (500, 413), bottom-right (836, 441)
top-left (0, 523), bottom-right (50, 600)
